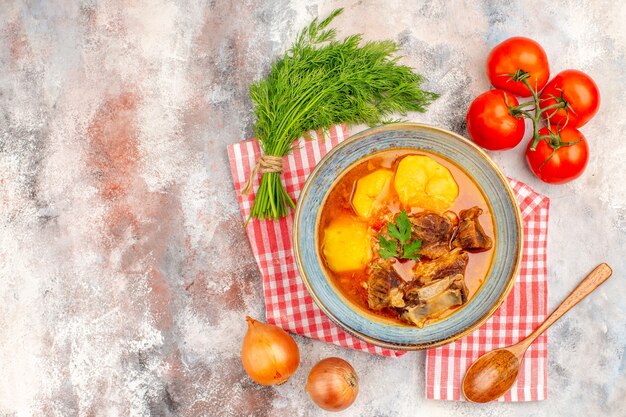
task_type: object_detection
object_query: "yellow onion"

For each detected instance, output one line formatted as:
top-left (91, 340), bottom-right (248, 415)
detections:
top-left (305, 357), bottom-right (359, 411)
top-left (241, 316), bottom-right (300, 385)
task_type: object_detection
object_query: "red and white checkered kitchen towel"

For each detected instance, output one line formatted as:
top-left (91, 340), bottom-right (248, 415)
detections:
top-left (227, 124), bottom-right (549, 401)
top-left (427, 179), bottom-right (549, 401)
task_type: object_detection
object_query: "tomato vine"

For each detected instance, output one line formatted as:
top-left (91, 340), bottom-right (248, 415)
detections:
top-left (505, 69), bottom-right (568, 152)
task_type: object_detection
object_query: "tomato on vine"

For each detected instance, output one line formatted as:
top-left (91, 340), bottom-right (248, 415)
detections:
top-left (525, 126), bottom-right (589, 184)
top-left (487, 37), bottom-right (550, 97)
top-left (467, 37), bottom-right (597, 184)
top-left (466, 90), bottom-right (525, 150)
top-left (539, 69), bottom-right (600, 128)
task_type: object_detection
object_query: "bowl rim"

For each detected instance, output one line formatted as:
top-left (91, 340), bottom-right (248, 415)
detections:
top-left (293, 122), bottom-right (523, 350)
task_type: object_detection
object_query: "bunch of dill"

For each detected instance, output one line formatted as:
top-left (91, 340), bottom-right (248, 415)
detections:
top-left (248, 8), bottom-right (438, 220)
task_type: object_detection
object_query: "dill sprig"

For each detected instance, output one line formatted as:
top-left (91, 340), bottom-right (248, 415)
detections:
top-left (248, 8), bottom-right (438, 220)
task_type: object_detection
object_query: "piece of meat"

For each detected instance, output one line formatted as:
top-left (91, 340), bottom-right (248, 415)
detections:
top-left (404, 274), bottom-right (450, 305)
top-left (403, 273), bottom-right (468, 305)
top-left (367, 267), bottom-right (405, 310)
top-left (410, 274), bottom-right (462, 300)
top-left (401, 274), bottom-right (468, 328)
top-left (409, 212), bottom-right (455, 259)
top-left (452, 206), bottom-right (493, 252)
top-left (412, 247), bottom-right (469, 285)
top-left (442, 210), bottom-right (459, 228)
top-left (401, 287), bottom-right (465, 328)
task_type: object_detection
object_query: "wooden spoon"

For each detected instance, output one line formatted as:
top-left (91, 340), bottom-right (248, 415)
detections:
top-left (462, 263), bottom-right (612, 403)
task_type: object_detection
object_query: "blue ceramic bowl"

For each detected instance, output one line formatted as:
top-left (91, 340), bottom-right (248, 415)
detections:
top-left (293, 123), bottom-right (522, 350)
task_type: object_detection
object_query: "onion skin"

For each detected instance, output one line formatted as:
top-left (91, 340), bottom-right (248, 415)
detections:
top-left (241, 316), bottom-right (300, 385)
top-left (305, 357), bottom-right (359, 411)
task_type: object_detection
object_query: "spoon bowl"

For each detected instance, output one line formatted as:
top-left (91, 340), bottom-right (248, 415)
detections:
top-left (462, 349), bottom-right (521, 402)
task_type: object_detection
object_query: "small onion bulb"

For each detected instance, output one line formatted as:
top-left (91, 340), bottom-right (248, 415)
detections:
top-left (305, 357), bottom-right (359, 411)
top-left (241, 316), bottom-right (300, 385)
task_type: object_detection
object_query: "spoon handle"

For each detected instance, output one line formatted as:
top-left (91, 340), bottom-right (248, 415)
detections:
top-left (524, 263), bottom-right (612, 347)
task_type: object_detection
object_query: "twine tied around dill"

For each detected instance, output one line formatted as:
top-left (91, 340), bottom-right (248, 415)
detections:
top-left (241, 154), bottom-right (284, 195)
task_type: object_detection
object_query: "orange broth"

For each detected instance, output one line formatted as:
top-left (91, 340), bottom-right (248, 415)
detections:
top-left (317, 149), bottom-right (495, 324)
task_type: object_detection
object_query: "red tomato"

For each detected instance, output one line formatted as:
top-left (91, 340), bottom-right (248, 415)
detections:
top-left (487, 37), bottom-right (550, 97)
top-left (466, 90), bottom-right (525, 150)
top-left (539, 69), bottom-right (600, 128)
top-left (525, 126), bottom-right (589, 184)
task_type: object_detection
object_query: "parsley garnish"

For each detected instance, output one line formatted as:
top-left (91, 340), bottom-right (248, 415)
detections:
top-left (377, 210), bottom-right (422, 261)
top-left (377, 234), bottom-right (398, 259)
top-left (387, 210), bottom-right (412, 244)
top-left (402, 239), bottom-right (422, 260)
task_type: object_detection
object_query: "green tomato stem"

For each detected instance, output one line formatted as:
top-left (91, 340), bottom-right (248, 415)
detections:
top-left (507, 75), bottom-right (571, 153)
top-left (509, 100), bottom-right (537, 113)
top-left (519, 78), bottom-right (544, 151)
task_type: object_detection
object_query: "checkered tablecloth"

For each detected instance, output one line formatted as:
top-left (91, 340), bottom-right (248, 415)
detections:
top-left (227, 124), bottom-right (549, 401)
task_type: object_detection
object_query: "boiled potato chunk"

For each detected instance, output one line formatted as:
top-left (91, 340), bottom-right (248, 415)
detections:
top-left (352, 169), bottom-right (393, 218)
top-left (394, 155), bottom-right (458, 212)
top-left (322, 217), bottom-right (372, 273)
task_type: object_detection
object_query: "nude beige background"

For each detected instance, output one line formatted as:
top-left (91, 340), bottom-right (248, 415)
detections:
top-left (1, 0), bottom-right (625, 416)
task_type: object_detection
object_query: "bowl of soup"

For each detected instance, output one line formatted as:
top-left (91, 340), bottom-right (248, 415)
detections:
top-left (293, 123), bottom-right (522, 349)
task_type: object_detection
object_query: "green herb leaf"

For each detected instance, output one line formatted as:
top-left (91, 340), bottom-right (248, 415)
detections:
top-left (378, 234), bottom-right (398, 259)
top-left (390, 210), bottom-right (412, 244)
top-left (387, 223), bottom-right (401, 241)
top-left (379, 210), bottom-right (422, 260)
top-left (402, 239), bottom-right (423, 261)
